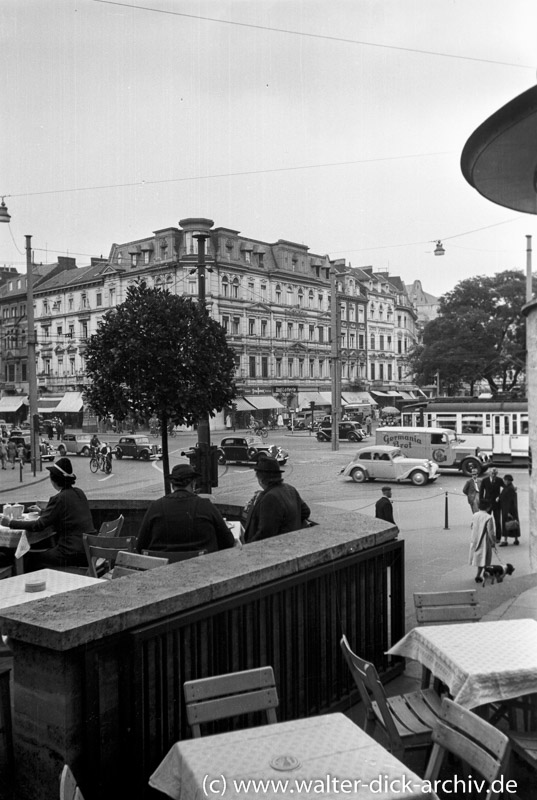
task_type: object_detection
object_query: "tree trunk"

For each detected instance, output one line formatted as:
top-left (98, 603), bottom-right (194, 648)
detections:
top-left (160, 411), bottom-right (171, 495)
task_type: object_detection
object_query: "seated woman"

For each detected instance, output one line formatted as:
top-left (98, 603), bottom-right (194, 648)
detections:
top-left (0, 457), bottom-right (95, 572)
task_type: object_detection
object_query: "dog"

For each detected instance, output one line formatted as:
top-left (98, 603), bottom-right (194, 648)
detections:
top-left (483, 563), bottom-right (515, 585)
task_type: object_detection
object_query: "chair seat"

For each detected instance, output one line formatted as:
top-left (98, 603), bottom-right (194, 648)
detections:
top-left (372, 688), bottom-right (443, 743)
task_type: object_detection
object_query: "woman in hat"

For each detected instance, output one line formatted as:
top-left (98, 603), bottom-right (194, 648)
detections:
top-left (244, 454), bottom-right (311, 543)
top-left (0, 456), bottom-right (95, 571)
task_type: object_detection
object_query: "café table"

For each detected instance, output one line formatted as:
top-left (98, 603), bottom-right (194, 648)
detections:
top-left (0, 568), bottom-right (104, 612)
top-left (0, 518), bottom-right (54, 575)
top-left (387, 618), bottom-right (537, 710)
top-left (149, 712), bottom-right (438, 800)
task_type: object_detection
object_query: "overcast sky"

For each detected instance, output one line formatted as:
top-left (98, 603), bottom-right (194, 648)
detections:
top-left (1, 0), bottom-right (536, 297)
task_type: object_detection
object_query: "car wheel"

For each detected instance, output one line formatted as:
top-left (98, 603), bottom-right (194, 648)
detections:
top-left (348, 434), bottom-right (359, 442)
top-left (247, 447), bottom-right (258, 460)
top-left (81, 446), bottom-right (90, 457)
top-left (350, 467), bottom-right (367, 483)
top-left (57, 445), bottom-right (66, 456)
top-left (141, 450), bottom-right (150, 461)
top-left (461, 458), bottom-right (480, 476)
top-left (410, 470), bottom-right (428, 486)
top-left (115, 448), bottom-right (123, 460)
top-left (217, 451), bottom-right (227, 465)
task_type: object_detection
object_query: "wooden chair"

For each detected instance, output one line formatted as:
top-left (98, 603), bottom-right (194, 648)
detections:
top-left (424, 697), bottom-right (510, 800)
top-left (507, 726), bottom-right (537, 774)
top-left (59, 764), bottom-right (85, 800)
top-left (82, 533), bottom-right (136, 578)
top-left (111, 551), bottom-right (168, 579)
top-left (98, 514), bottom-right (125, 537)
top-left (340, 634), bottom-right (443, 760)
top-left (184, 666), bottom-right (279, 738)
top-left (142, 549), bottom-right (208, 562)
top-left (0, 565), bottom-right (12, 580)
top-left (0, 664), bottom-right (13, 774)
top-left (413, 590), bottom-right (482, 689)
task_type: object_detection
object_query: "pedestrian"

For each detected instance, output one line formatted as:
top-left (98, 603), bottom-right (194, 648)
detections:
top-left (0, 457), bottom-right (95, 571)
top-left (462, 467), bottom-right (481, 514)
top-left (56, 418), bottom-right (64, 440)
top-left (375, 486), bottom-right (395, 524)
top-left (243, 454), bottom-right (310, 543)
top-left (498, 474), bottom-right (520, 547)
top-left (479, 467), bottom-right (505, 542)
top-left (469, 500), bottom-right (496, 583)
top-left (0, 439), bottom-right (8, 470)
top-left (365, 414), bottom-right (373, 435)
top-left (136, 464), bottom-right (236, 555)
top-left (6, 440), bottom-right (17, 469)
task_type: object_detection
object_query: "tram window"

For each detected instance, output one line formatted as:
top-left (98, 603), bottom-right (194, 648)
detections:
top-left (484, 414), bottom-right (491, 430)
top-left (461, 415), bottom-right (483, 434)
top-left (512, 418), bottom-right (518, 435)
top-left (521, 417), bottom-right (529, 435)
top-left (494, 416), bottom-right (510, 435)
top-left (435, 415), bottom-right (456, 431)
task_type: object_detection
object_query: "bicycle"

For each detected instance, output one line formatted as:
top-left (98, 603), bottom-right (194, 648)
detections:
top-left (249, 424), bottom-right (268, 440)
top-left (90, 451), bottom-right (113, 474)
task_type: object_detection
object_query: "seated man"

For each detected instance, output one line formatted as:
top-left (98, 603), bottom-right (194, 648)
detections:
top-left (136, 464), bottom-right (236, 554)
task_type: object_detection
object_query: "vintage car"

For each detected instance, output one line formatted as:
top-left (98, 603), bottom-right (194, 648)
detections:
top-left (216, 436), bottom-right (288, 465)
top-left (57, 434), bottom-right (94, 457)
top-left (317, 421), bottom-right (365, 443)
top-left (115, 435), bottom-right (162, 461)
top-left (8, 435), bottom-right (56, 462)
top-left (340, 445), bottom-right (439, 486)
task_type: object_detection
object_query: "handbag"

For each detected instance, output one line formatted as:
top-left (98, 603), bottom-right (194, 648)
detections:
top-left (505, 518), bottom-right (519, 533)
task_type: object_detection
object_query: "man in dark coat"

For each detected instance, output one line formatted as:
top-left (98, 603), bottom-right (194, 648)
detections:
top-left (375, 486), bottom-right (395, 524)
top-left (244, 455), bottom-right (310, 543)
top-left (479, 467), bottom-right (505, 542)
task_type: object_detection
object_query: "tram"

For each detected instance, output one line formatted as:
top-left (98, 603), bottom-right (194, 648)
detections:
top-left (400, 398), bottom-right (529, 466)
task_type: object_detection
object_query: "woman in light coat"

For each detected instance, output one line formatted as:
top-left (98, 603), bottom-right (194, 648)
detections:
top-left (469, 500), bottom-right (496, 583)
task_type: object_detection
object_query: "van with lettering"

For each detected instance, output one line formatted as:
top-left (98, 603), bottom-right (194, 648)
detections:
top-left (374, 426), bottom-right (489, 476)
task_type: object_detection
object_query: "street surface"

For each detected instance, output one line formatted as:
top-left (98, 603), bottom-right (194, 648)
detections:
top-left (1, 428), bottom-right (531, 627)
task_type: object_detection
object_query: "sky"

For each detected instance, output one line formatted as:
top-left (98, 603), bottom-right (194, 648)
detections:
top-left (1, 0), bottom-right (536, 298)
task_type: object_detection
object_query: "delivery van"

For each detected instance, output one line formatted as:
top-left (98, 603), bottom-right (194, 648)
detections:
top-left (374, 426), bottom-right (489, 476)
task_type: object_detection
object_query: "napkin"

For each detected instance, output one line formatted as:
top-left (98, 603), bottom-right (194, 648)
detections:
top-left (15, 531), bottom-right (31, 559)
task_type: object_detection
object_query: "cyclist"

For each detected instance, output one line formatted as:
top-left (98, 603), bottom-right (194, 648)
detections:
top-left (100, 442), bottom-right (114, 474)
top-left (90, 433), bottom-right (101, 458)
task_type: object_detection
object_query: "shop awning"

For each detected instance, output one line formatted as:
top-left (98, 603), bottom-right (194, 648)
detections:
top-left (385, 391), bottom-right (403, 397)
top-left (398, 391), bottom-right (414, 400)
top-left (319, 392), bottom-right (333, 405)
top-left (244, 395), bottom-right (284, 410)
top-left (298, 391), bottom-right (330, 409)
top-left (341, 391), bottom-right (377, 406)
top-left (371, 390), bottom-right (389, 397)
top-left (233, 397), bottom-right (257, 412)
top-left (0, 397), bottom-right (27, 413)
top-left (55, 392), bottom-right (84, 413)
top-left (38, 398), bottom-right (61, 414)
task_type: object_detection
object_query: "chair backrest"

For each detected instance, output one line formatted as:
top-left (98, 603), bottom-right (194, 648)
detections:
top-left (424, 698), bottom-right (510, 800)
top-left (142, 549), bottom-right (207, 562)
top-left (98, 514), bottom-right (125, 537)
top-left (339, 635), bottom-right (403, 752)
top-left (83, 533), bottom-right (136, 578)
top-left (111, 551), bottom-right (169, 579)
top-left (59, 764), bottom-right (85, 800)
top-left (184, 666), bottom-right (279, 738)
top-left (413, 590), bottom-right (482, 624)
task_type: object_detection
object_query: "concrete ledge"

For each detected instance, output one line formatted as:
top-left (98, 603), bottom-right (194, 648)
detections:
top-left (0, 505), bottom-right (397, 651)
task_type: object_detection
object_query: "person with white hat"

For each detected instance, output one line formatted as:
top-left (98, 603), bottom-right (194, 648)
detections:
top-left (0, 456), bottom-right (95, 571)
top-left (244, 454), bottom-right (310, 543)
top-left (136, 464), bottom-right (236, 555)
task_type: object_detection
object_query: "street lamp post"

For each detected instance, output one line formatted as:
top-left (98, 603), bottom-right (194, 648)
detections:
top-left (193, 230), bottom-right (213, 494)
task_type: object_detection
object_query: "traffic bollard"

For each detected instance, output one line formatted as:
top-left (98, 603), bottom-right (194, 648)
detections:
top-left (444, 491), bottom-right (449, 530)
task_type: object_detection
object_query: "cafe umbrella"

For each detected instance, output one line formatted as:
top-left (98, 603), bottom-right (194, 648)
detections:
top-left (380, 406), bottom-right (401, 416)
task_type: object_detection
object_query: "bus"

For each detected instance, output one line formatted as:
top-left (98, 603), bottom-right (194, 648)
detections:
top-left (400, 398), bottom-right (529, 466)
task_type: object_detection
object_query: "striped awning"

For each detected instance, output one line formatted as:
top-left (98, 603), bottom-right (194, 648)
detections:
top-left (244, 395), bottom-right (284, 410)
top-left (55, 392), bottom-right (84, 413)
top-left (341, 392), bottom-right (377, 406)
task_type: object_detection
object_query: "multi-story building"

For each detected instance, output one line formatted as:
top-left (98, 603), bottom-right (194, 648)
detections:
top-left (0, 217), bottom-right (422, 424)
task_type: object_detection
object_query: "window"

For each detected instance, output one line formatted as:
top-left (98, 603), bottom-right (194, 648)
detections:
top-left (258, 252), bottom-right (264, 267)
top-left (222, 277), bottom-right (229, 297)
top-left (248, 282), bottom-right (255, 300)
top-left (297, 289), bottom-right (304, 307)
top-left (222, 315), bottom-right (229, 332)
top-left (379, 364), bottom-right (384, 380)
top-left (350, 333), bottom-right (355, 348)
top-left (340, 304), bottom-right (346, 321)
top-left (21, 363), bottom-right (27, 381)
top-left (261, 356), bottom-right (268, 378)
top-left (349, 305), bottom-right (355, 321)
top-left (108, 288), bottom-right (115, 306)
top-left (260, 283), bottom-right (267, 300)
top-left (143, 251), bottom-right (150, 265)
top-left (56, 326), bottom-right (63, 337)
top-left (275, 285), bottom-right (282, 303)
top-left (309, 325), bottom-right (315, 341)
top-left (319, 359), bottom-right (324, 377)
top-left (188, 280), bottom-right (197, 295)
top-left (232, 278), bottom-right (239, 299)
top-left (261, 320), bottom-right (267, 336)
top-left (298, 359), bottom-right (304, 378)
top-left (276, 321), bottom-right (282, 338)
top-left (44, 359), bottom-right (51, 375)
top-left (370, 363), bottom-right (375, 380)
top-left (131, 254), bottom-right (138, 267)
top-left (387, 336), bottom-right (392, 349)
top-left (309, 359), bottom-right (315, 378)
top-left (244, 250), bottom-right (251, 264)
top-left (69, 358), bottom-right (76, 375)
top-left (96, 292), bottom-right (102, 306)
top-left (288, 358), bottom-right (293, 377)
top-left (387, 364), bottom-right (392, 380)
top-left (276, 359), bottom-right (282, 378)
top-left (42, 326), bottom-right (50, 339)
top-left (68, 324), bottom-right (75, 339)
top-left (287, 285), bottom-right (294, 304)
top-left (249, 356), bottom-right (256, 377)
top-left (318, 326), bottom-right (324, 343)
top-left (81, 322), bottom-right (88, 339)
top-left (287, 322), bottom-right (293, 339)
top-left (398, 338), bottom-right (402, 354)
top-left (370, 334), bottom-right (375, 350)
top-left (298, 324), bottom-right (304, 340)
top-left (309, 290), bottom-right (314, 308)
top-left (248, 319), bottom-right (255, 335)
top-left (397, 315), bottom-right (402, 327)
top-left (318, 294), bottom-right (323, 309)
top-left (359, 333), bottom-right (364, 349)
top-left (379, 335), bottom-right (384, 350)
top-left (232, 317), bottom-right (240, 335)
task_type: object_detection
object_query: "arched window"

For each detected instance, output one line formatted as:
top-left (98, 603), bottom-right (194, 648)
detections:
top-left (232, 278), bottom-right (239, 298)
top-left (222, 276), bottom-right (229, 297)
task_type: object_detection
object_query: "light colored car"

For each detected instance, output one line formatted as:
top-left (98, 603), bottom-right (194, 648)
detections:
top-left (340, 445), bottom-right (439, 486)
top-left (57, 434), bottom-right (93, 457)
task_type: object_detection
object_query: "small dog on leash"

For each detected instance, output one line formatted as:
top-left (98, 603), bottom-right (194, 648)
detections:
top-left (483, 563), bottom-right (515, 585)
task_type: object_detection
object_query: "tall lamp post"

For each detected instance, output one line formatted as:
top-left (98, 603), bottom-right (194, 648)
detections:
top-left (193, 229), bottom-right (213, 494)
top-left (0, 203), bottom-right (40, 474)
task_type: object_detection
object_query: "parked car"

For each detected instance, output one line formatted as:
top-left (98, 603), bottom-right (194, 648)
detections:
top-left (317, 421), bottom-right (365, 443)
top-left (8, 435), bottom-right (55, 462)
top-left (216, 436), bottom-right (288, 465)
top-left (340, 445), bottom-right (439, 486)
top-left (115, 435), bottom-right (162, 461)
top-left (57, 434), bottom-right (94, 457)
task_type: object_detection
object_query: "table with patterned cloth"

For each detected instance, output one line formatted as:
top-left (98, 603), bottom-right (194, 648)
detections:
top-left (387, 618), bottom-right (537, 709)
top-left (149, 713), bottom-right (438, 800)
top-left (0, 568), bottom-right (103, 612)
top-left (0, 522), bottom-right (55, 575)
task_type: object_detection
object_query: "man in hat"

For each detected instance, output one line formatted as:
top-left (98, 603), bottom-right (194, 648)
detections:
top-left (244, 454), bottom-right (310, 543)
top-left (136, 464), bottom-right (236, 555)
top-left (375, 486), bottom-right (395, 524)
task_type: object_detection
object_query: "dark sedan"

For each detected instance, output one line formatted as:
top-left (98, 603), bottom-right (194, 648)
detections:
top-left (216, 436), bottom-right (287, 465)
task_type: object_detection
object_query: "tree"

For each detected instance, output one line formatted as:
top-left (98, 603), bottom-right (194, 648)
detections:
top-left (408, 270), bottom-right (530, 395)
top-left (84, 281), bottom-right (236, 489)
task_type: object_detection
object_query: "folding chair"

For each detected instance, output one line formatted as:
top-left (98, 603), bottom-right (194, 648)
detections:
top-left (111, 551), bottom-right (168, 578)
top-left (98, 514), bottom-right (125, 537)
top-left (142, 549), bottom-right (207, 562)
top-left (184, 666), bottom-right (279, 738)
top-left (424, 697), bottom-right (510, 800)
top-left (83, 533), bottom-right (135, 578)
top-left (340, 634), bottom-right (442, 760)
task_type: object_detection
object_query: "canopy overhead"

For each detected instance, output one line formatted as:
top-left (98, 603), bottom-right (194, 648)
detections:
top-left (0, 397), bottom-right (27, 413)
top-left (341, 391), bottom-right (377, 406)
top-left (233, 397), bottom-right (257, 412)
top-left (38, 398), bottom-right (61, 414)
top-left (298, 391), bottom-right (330, 409)
top-left (55, 392), bottom-right (84, 413)
top-left (244, 395), bottom-right (284, 410)
top-left (371, 390), bottom-right (389, 397)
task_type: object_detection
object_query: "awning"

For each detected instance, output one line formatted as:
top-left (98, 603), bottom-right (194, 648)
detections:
top-left (371, 390), bottom-right (389, 397)
top-left (398, 391), bottom-right (414, 400)
top-left (233, 397), bottom-right (257, 412)
top-left (319, 392), bottom-right (333, 405)
top-left (38, 399), bottom-right (61, 413)
top-left (244, 395), bottom-right (284, 410)
top-left (0, 397), bottom-right (27, 413)
top-left (385, 391), bottom-right (403, 397)
top-left (55, 392), bottom-right (84, 413)
top-left (298, 391), bottom-right (330, 409)
top-left (341, 391), bottom-right (377, 406)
